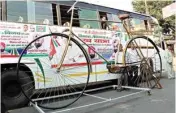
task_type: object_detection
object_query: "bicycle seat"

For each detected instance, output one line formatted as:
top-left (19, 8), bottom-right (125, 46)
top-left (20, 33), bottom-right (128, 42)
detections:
top-left (118, 14), bottom-right (130, 20)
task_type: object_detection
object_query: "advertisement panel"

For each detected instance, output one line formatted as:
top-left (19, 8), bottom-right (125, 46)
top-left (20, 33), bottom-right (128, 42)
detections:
top-left (0, 21), bottom-right (129, 62)
top-left (0, 21), bottom-right (130, 88)
top-left (0, 22), bottom-right (49, 57)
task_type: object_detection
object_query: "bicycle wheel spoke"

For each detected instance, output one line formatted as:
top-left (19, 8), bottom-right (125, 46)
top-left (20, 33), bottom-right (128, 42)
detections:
top-left (17, 33), bottom-right (90, 109)
top-left (124, 36), bottom-right (162, 89)
top-left (60, 74), bottom-right (78, 100)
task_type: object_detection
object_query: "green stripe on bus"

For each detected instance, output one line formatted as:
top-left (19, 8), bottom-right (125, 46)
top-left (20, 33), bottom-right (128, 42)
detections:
top-left (23, 54), bottom-right (49, 57)
top-left (34, 58), bottom-right (46, 86)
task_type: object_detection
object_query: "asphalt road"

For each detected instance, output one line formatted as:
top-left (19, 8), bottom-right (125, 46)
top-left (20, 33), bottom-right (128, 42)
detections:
top-left (9, 78), bottom-right (175, 113)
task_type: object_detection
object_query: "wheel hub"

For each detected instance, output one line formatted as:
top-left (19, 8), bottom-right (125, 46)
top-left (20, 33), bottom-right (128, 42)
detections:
top-left (3, 80), bottom-right (22, 98)
top-left (140, 58), bottom-right (153, 75)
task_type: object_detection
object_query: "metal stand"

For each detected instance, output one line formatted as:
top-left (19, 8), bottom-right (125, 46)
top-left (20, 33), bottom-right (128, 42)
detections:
top-left (31, 84), bottom-right (151, 113)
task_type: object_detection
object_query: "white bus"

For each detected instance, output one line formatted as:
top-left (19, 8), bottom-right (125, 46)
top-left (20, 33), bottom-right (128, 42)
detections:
top-left (0, 1), bottom-right (167, 110)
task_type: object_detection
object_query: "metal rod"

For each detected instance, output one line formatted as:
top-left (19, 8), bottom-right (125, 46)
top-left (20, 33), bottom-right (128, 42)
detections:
top-left (67, 1), bottom-right (78, 13)
top-left (32, 85), bottom-right (151, 101)
top-left (32, 85), bottom-right (113, 101)
top-left (121, 20), bottom-right (144, 61)
top-left (83, 93), bottom-right (109, 101)
top-left (121, 86), bottom-right (151, 91)
top-left (32, 91), bottom-right (82, 101)
top-left (84, 85), bottom-right (112, 93)
top-left (32, 103), bottom-right (45, 113)
top-left (56, 1), bottom-right (76, 70)
top-left (51, 90), bottom-right (147, 113)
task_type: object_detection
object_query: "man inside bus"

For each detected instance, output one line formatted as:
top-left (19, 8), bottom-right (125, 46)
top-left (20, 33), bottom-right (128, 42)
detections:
top-left (101, 16), bottom-right (108, 30)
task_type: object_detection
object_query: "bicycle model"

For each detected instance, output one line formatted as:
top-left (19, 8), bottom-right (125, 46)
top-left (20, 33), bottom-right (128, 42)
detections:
top-left (17, 1), bottom-right (162, 110)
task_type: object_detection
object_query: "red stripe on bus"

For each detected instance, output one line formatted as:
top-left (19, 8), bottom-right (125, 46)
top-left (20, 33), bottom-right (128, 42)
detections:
top-left (1, 55), bottom-right (105, 67)
top-left (51, 61), bottom-right (104, 68)
top-left (0, 55), bottom-right (18, 58)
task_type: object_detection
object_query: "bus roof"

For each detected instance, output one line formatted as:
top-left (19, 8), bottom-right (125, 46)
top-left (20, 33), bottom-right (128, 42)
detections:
top-left (49, 0), bottom-right (151, 20)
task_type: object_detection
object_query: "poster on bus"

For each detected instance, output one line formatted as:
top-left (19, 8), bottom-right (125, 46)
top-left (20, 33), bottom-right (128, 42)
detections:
top-left (49, 26), bottom-right (129, 64)
top-left (0, 21), bottom-right (129, 64)
top-left (0, 22), bottom-right (50, 57)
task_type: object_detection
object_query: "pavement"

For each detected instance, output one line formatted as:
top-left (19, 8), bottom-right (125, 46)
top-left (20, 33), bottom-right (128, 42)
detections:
top-left (9, 78), bottom-right (175, 113)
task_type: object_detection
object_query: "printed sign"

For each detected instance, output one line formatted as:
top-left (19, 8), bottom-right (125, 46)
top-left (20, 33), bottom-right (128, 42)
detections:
top-left (0, 21), bottom-right (130, 64)
top-left (0, 22), bottom-right (49, 56)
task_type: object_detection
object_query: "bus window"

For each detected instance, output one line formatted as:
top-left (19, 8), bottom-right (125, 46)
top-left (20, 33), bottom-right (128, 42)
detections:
top-left (99, 12), bottom-right (122, 30)
top-left (130, 18), bottom-right (146, 32)
top-left (80, 20), bottom-right (99, 29)
top-left (149, 19), bottom-right (155, 30)
top-left (35, 2), bottom-right (55, 25)
top-left (99, 12), bottom-right (108, 29)
top-left (99, 12), bottom-right (107, 20)
top-left (112, 14), bottom-right (126, 31)
top-left (107, 13), bottom-right (113, 21)
top-left (99, 12), bottom-right (124, 31)
top-left (108, 23), bottom-right (125, 31)
top-left (107, 13), bottom-right (122, 31)
top-left (7, 1), bottom-right (28, 22)
top-left (60, 5), bottom-right (80, 27)
top-left (144, 20), bottom-right (149, 31)
top-left (112, 14), bottom-right (121, 22)
top-left (0, 2), bottom-right (1, 20)
top-left (79, 8), bottom-right (100, 29)
top-left (52, 4), bottom-right (58, 25)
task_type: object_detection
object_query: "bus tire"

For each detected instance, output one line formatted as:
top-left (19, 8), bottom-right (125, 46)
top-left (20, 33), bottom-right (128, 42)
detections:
top-left (1, 69), bottom-right (33, 110)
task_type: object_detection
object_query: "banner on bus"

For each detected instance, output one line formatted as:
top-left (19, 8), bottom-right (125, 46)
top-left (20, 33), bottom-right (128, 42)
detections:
top-left (0, 21), bottom-right (129, 63)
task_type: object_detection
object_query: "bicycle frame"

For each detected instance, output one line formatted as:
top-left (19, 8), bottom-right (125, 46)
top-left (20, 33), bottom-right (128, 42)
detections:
top-left (56, 1), bottom-right (129, 70)
top-left (56, 1), bottom-right (160, 72)
top-left (56, 1), bottom-right (113, 71)
top-left (56, 1), bottom-right (79, 70)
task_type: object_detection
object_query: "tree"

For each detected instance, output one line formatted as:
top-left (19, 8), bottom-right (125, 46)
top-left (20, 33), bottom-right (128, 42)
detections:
top-left (132, 0), bottom-right (175, 35)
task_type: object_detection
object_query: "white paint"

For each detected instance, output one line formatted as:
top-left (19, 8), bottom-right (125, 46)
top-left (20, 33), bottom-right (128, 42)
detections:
top-left (162, 2), bottom-right (176, 18)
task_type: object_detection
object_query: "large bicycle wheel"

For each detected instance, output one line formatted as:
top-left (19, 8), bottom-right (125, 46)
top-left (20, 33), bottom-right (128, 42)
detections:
top-left (123, 36), bottom-right (162, 89)
top-left (17, 33), bottom-right (91, 109)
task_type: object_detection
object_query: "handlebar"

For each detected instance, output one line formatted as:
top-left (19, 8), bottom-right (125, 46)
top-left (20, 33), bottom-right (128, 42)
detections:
top-left (67, 0), bottom-right (79, 13)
